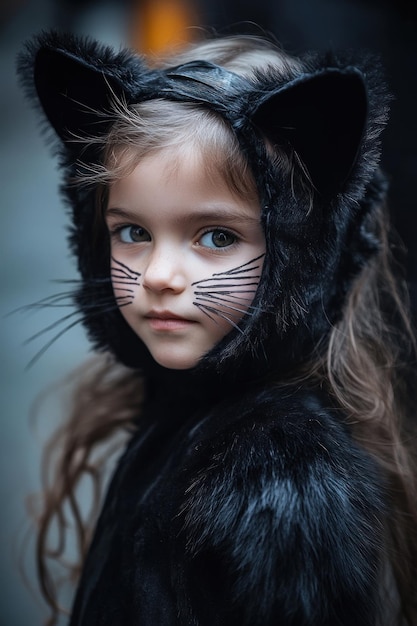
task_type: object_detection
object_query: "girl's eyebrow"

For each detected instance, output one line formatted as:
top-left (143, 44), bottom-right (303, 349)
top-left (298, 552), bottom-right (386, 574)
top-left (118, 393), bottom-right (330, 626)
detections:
top-left (105, 206), bottom-right (260, 225)
top-left (105, 207), bottom-right (138, 221)
top-left (186, 209), bottom-right (260, 226)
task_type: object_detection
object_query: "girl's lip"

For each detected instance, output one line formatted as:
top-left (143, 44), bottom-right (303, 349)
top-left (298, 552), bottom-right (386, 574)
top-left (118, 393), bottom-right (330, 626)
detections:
top-left (145, 311), bottom-right (196, 330)
top-left (145, 310), bottom-right (191, 321)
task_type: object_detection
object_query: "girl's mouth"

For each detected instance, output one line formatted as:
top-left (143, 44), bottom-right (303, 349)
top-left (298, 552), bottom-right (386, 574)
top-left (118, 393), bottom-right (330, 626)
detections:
top-left (145, 311), bottom-right (196, 331)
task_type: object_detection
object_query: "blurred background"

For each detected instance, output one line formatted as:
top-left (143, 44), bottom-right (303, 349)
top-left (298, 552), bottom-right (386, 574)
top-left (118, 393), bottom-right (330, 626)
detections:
top-left (1, 0), bottom-right (416, 624)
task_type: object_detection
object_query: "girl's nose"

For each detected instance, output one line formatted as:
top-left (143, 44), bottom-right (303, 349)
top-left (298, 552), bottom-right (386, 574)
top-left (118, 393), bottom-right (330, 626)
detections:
top-left (142, 247), bottom-right (187, 293)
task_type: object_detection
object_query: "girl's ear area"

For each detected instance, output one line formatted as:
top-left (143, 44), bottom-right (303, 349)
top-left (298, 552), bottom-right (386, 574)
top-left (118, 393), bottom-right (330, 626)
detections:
top-left (26, 34), bottom-right (140, 143)
top-left (251, 70), bottom-right (368, 196)
top-left (34, 47), bottom-right (127, 142)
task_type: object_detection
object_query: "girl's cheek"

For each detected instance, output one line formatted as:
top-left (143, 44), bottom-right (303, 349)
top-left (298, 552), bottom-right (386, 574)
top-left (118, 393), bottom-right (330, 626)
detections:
top-left (191, 253), bottom-right (265, 323)
top-left (111, 257), bottom-right (142, 307)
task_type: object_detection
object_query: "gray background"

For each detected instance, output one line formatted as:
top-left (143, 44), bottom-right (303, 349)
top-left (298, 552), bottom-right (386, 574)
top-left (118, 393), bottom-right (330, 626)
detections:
top-left (1, 2), bottom-right (127, 624)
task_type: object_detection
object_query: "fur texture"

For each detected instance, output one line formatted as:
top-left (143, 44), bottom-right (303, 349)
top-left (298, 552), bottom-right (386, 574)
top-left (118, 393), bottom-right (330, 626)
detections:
top-left (17, 32), bottom-right (394, 624)
top-left (69, 379), bottom-right (387, 625)
top-left (17, 32), bottom-right (390, 373)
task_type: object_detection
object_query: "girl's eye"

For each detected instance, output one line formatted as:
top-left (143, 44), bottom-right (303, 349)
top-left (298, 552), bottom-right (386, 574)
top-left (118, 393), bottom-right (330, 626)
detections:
top-left (199, 229), bottom-right (236, 249)
top-left (119, 226), bottom-right (151, 243)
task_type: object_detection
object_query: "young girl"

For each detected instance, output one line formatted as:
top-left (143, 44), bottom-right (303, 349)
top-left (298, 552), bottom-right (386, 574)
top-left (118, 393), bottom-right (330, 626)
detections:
top-left (18, 31), bottom-right (417, 625)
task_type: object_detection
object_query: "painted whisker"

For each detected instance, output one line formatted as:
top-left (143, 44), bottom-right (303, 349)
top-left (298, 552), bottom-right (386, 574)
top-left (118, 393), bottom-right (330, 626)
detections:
top-left (200, 294), bottom-right (259, 306)
top-left (195, 288), bottom-right (258, 297)
top-left (194, 303), bottom-right (217, 324)
top-left (194, 291), bottom-right (269, 314)
top-left (194, 303), bottom-right (244, 333)
top-left (111, 256), bottom-right (141, 278)
top-left (110, 285), bottom-right (135, 292)
top-left (192, 254), bottom-right (265, 330)
top-left (192, 277), bottom-right (260, 288)
top-left (212, 253), bottom-right (265, 276)
top-left (111, 280), bottom-right (139, 287)
top-left (111, 267), bottom-right (139, 278)
top-left (111, 258), bottom-right (141, 297)
top-left (194, 294), bottom-right (258, 316)
top-left (196, 301), bottom-right (250, 318)
top-left (191, 253), bottom-right (265, 290)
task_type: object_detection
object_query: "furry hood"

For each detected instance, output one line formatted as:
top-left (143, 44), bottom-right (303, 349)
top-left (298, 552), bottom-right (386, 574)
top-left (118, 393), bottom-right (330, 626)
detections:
top-left (17, 32), bottom-right (390, 375)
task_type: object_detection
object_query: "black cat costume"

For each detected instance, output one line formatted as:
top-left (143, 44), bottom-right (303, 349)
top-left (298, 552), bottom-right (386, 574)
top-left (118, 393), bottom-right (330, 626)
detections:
top-left (18, 32), bottom-right (406, 625)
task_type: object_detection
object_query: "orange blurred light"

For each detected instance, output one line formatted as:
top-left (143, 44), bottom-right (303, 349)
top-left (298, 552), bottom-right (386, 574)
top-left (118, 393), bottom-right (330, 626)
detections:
top-left (131, 0), bottom-right (199, 57)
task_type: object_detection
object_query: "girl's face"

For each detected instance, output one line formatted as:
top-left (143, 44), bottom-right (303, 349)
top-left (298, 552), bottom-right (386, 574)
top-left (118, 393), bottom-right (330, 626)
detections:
top-left (106, 148), bottom-right (265, 370)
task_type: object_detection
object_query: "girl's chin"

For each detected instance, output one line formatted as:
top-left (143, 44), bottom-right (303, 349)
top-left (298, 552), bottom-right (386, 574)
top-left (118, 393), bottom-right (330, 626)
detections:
top-left (150, 349), bottom-right (202, 371)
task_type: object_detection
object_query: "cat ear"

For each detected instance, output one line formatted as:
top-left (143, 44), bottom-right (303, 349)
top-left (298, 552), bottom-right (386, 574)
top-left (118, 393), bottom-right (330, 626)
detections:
top-left (29, 35), bottom-right (139, 143)
top-left (251, 69), bottom-right (368, 196)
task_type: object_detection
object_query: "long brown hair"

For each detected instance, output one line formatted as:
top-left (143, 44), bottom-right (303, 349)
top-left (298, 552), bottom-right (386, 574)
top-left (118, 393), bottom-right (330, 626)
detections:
top-left (32, 355), bottom-right (142, 625)
top-left (313, 204), bottom-right (417, 623)
top-left (33, 36), bottom-right (417, 624)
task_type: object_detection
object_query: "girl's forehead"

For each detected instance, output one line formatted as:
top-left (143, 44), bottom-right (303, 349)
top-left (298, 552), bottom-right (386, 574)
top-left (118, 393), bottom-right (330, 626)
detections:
top-left (110, 147), bottom-right (252, 203)
top-left (110, 140), bottom-right (258, 204)
top-left (110, 144), bottom-right (211, 187)
top-left (112, 146), bottom-right (191, 186)
top-left (106, 145), bottom-right (262, 231)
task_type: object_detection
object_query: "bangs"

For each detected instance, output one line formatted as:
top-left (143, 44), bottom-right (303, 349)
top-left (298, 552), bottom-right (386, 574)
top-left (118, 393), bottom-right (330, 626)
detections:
top-left (98, 98), bottom-right (258, 202)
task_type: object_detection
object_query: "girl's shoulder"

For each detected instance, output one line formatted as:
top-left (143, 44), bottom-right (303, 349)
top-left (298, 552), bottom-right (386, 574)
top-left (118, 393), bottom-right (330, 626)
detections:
top-left (190, 381), bottom-right (360, 462)
top-left (181, 379), bottom-right (386, 557)
top-left (177, 381), bottom-right (387, 624)
top-left (177, 381), bottom-right (386, 514)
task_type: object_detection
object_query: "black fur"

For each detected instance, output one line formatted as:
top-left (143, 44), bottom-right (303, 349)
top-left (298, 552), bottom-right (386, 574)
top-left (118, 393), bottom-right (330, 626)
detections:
top-left (17, 31), bottom-right (390, 373)
top-left (69, 380), bottom-right (387, 625)
top-left (17, 32), bottom-right (396, 624)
